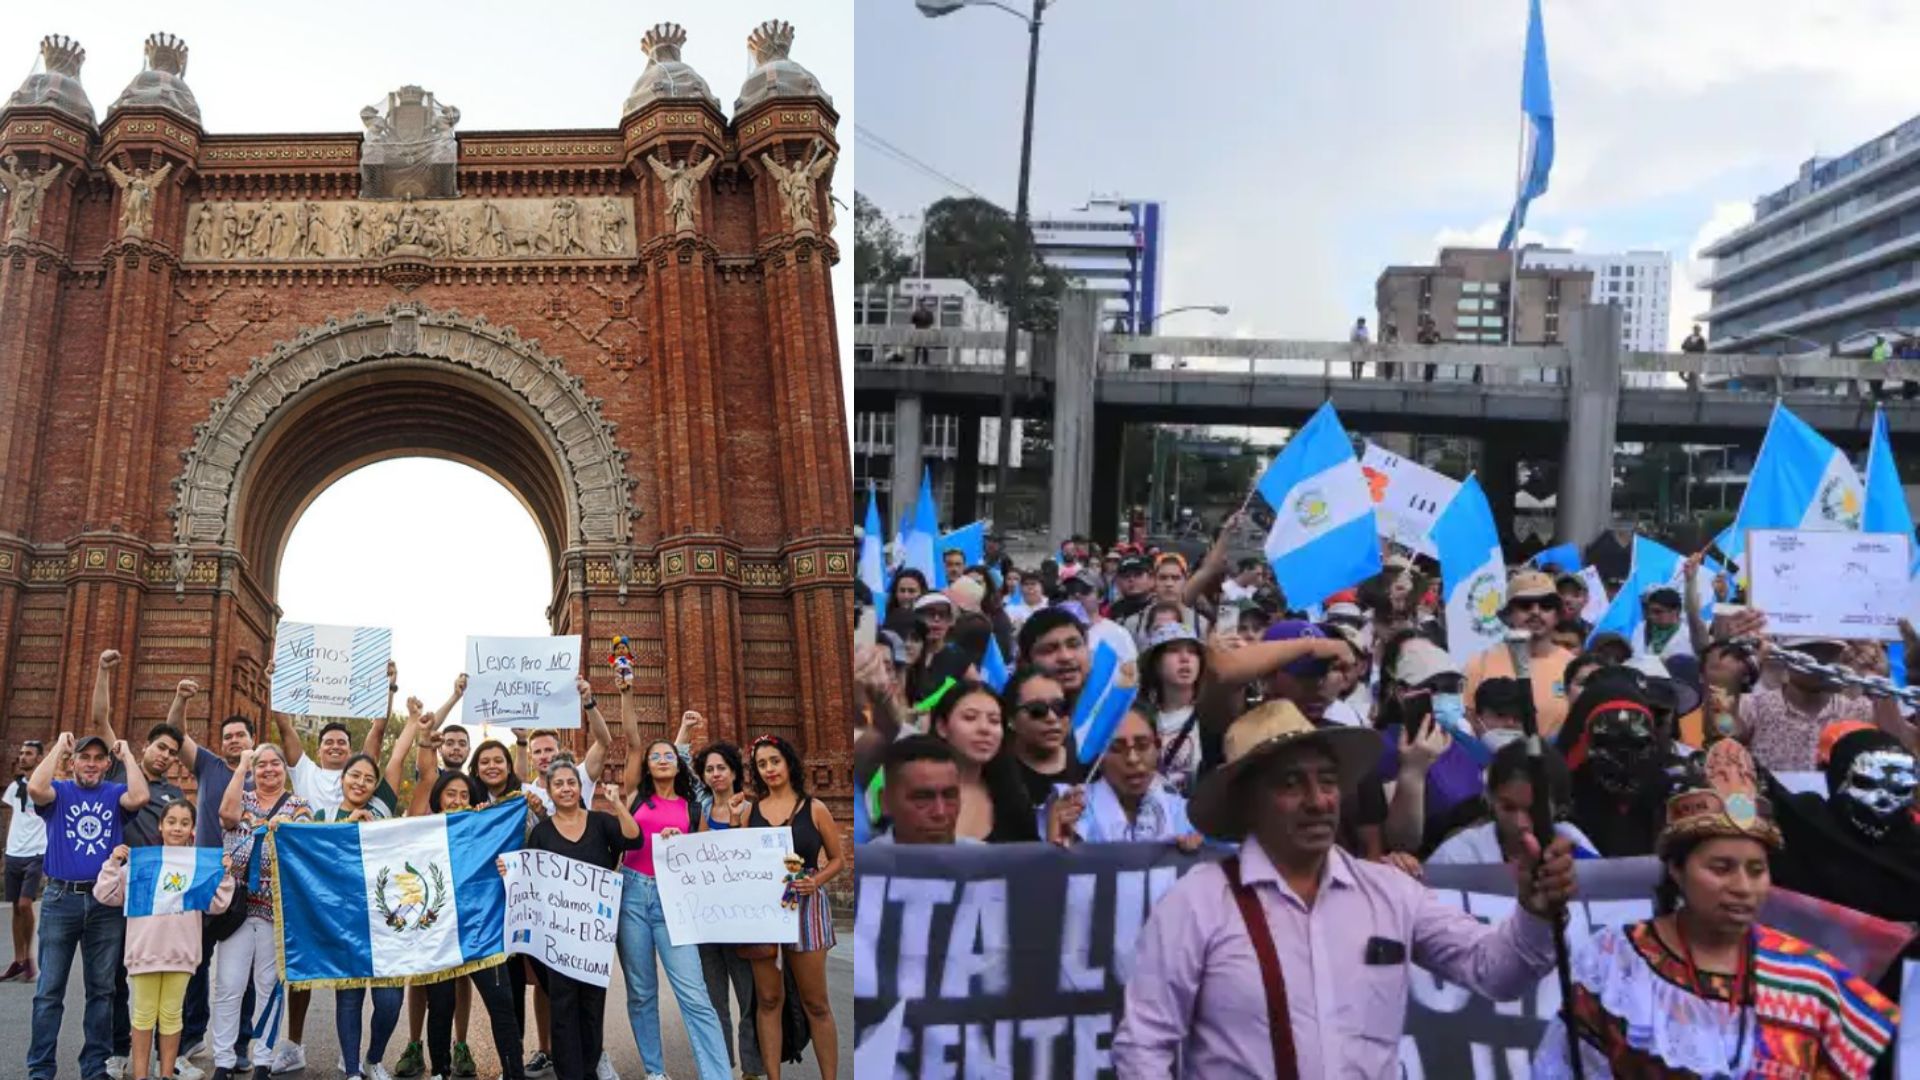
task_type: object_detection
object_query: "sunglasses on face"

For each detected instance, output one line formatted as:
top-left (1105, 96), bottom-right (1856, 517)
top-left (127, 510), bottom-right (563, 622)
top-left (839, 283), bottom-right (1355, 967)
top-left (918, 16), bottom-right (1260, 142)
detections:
top-left (1509, 597), bottom-right (1557, 612)
top-left (1018, 698), bottom-right (1071, 720)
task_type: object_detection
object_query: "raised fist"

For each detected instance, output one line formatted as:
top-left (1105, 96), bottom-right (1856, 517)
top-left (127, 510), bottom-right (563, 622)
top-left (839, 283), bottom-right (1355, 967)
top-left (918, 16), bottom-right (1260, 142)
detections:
top-left (175, 679), bottom-right (199, 700)
top-left (99, 650), bottom-right (122, 669)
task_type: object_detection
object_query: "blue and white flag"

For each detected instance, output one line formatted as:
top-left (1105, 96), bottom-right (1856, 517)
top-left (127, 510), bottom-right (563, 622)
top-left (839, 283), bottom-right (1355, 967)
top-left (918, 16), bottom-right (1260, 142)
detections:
top-left (939, 520), bottom-right (987, 573)
top-left (1429, 474), bottom-right (1507, 666)
top-left (900, 468), bottom-right (944, 589)
top-left (125, 846), bottom-right (226, 917)
top-left (272, 798), bottom-right (525, 989)
top-left (1253, 402), bottom-right (1381, 609)
top-left (1532, 542), bottom-right (1581, 574)
top-left (981, 636), bottom-right (1011, 693)
top-left (1070, 641), bottom-right (1140, 766)
top-left (859, 487), bottom-right (887, 609)
top-left (1498, 0), bottom-right (1555, 250)
top-left (1590, 535), bottom-right (1685, 654)
top-left (1729, 402), bottom-right (1862, 563)
top-left (1866, 408), bottom-right (1917, 686)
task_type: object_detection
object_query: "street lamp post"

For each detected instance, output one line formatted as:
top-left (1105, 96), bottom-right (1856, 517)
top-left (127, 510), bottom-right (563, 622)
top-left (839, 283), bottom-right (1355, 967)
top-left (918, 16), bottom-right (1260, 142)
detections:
top-left (1142, 304), bottom-right (1230, 331)
top-left (919, 0), bottom-right (1047, 531)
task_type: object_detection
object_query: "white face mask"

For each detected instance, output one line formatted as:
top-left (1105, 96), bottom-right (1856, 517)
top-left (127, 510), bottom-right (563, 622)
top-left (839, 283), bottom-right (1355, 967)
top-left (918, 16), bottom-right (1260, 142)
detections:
top-left (1481, 728), bottom-right (1525, 754)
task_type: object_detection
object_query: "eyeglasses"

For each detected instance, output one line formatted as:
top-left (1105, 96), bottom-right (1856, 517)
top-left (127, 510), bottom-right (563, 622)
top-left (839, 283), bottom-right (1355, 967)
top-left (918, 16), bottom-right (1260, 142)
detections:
top-left (1110, 737), bottom-right (1158, 759)
top-left (1018, 699), bottom-right (1071, 719)
top-left (646, 750), bottom-right (679, 762)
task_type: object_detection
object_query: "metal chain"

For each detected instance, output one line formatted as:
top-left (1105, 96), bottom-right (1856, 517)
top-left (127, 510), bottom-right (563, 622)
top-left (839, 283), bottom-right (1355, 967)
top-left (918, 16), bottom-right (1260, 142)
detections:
top-left (1730, 637), bottom-right (1920, 708)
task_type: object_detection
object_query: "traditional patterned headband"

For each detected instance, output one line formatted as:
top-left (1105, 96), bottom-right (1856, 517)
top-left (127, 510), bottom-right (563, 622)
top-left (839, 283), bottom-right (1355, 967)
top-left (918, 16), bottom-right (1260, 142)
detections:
top-left (1659, 739), bottom-right (1782, 855)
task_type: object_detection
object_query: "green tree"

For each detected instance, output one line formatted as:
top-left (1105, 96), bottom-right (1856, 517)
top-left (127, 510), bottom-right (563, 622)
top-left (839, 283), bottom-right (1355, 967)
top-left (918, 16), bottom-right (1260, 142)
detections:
top-left (854, 192), bottom-right (913, 288)
top-left (921, 196), bottom-right (1073, 330)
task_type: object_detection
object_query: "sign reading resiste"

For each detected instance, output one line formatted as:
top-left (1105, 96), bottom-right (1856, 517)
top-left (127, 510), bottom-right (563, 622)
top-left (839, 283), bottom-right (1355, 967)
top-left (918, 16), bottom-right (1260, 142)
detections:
top-left (655, 827), bottom-right (798, 946)
top-left (463, 635), bottom-right (582, 729)
top-left (502, 849), bottom-right (622, 988)
top-left (1746, 529), bottom-right (1909, 641)
top-left (271, 622), bottom-right (393, 719)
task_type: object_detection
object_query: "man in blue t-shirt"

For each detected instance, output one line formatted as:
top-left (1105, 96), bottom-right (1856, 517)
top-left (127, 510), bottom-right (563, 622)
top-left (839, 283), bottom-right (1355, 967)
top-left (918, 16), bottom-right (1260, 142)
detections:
top-left (25, 728), bottom-right (149, 1080)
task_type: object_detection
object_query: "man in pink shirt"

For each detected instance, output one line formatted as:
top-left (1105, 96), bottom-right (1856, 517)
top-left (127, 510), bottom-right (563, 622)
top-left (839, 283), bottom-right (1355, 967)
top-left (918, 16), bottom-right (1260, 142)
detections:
top-left (1112, 699), bottom-right (1577, 1078)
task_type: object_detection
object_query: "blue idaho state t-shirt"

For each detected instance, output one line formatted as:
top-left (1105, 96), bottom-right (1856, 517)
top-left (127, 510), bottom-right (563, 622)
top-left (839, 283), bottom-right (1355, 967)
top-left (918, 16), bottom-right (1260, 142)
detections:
top-left (37, 779), bottom-right (127, 882)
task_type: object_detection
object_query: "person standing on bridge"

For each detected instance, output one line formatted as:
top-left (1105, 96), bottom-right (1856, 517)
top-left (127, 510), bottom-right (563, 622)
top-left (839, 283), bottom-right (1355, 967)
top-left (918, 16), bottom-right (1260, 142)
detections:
top-left (1349, 317), bottom-right (1370, 380)
top-left (1464, 571), bottom-right (1574, 738)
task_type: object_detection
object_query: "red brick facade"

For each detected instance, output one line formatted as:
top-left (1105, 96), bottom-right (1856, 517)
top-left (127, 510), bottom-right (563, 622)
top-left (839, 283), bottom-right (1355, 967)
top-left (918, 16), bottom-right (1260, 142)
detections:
top-left (0, 30), bottom-right (855, 807)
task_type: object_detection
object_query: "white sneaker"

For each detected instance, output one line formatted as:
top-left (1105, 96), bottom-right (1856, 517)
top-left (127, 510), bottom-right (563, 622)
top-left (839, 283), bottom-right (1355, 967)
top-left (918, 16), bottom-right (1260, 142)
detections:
top-left (369, 1066), bottom-right (394, 1080)
top-left (173, 1058), bottom-right (206, 1080)
top-left (183, 1039), bottom-right (212, 1063)
top-left (642, 1073), bottom-right (669, 1080)
top-left (107, 1056), bottom-right (130, 1080)
top-left (595, 1055), bottom-right (618, 1080)
top-left (268, 1042), bottom-right (306, 1075)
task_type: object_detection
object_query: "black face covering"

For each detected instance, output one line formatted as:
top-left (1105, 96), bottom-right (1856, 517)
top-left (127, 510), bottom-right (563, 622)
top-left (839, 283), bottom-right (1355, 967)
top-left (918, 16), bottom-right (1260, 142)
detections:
top-left (1586, 710), bottom-right (1655, 796)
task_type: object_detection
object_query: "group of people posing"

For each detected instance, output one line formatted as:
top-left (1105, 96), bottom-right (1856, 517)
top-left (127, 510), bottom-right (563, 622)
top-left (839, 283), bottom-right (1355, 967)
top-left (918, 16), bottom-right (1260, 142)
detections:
top-left (853, 520), bottom-right (1914, 1077)
top-left (6, 651), bottom-right (845, 1080)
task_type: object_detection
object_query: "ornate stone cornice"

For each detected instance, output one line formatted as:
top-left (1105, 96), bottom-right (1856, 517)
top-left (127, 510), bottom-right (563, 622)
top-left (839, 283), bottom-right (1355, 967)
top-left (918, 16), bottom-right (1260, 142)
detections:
top-left (170, 301), bottom-right (640, 548)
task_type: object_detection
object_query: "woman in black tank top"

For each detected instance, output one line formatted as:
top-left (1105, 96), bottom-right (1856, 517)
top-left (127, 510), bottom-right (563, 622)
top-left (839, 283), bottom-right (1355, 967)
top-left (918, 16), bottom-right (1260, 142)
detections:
top-left (741, 735), bottom-right (843, 1080)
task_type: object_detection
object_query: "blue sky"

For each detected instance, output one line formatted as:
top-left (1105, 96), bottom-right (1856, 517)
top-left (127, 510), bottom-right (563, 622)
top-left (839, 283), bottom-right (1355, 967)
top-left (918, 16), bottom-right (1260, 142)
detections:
top-left (857, 0), bottom-right (1920, 347)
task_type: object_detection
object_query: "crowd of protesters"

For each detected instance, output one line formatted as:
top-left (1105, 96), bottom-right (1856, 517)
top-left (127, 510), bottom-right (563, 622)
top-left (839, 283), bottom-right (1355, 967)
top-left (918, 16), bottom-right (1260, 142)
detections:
top-left (7, 651), bottom-right (843, 1080)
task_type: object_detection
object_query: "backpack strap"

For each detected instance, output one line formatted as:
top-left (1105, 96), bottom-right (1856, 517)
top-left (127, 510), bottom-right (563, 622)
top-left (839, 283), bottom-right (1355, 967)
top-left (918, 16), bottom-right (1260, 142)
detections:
top-left (1221, 855), bottom-right (1300, 1079)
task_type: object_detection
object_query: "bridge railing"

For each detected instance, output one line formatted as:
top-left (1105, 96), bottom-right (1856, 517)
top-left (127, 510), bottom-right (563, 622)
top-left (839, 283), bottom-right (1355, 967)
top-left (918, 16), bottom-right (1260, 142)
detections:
top-left (852, 325), bottom-right (1037, 373)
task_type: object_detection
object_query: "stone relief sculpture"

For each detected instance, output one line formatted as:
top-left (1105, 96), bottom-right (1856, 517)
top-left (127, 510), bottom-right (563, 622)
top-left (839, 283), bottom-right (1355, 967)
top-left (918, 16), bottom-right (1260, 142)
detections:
top-left (760, 138), bottom-right (834, 233)
top-left (648, 152), bottom-right (715, 233)
top-left (105, 158), bottom-right (173, 240)
top-left (179, 196), bottom-right (638, 263)
top-left (0, 154), bottom-right (65, 243)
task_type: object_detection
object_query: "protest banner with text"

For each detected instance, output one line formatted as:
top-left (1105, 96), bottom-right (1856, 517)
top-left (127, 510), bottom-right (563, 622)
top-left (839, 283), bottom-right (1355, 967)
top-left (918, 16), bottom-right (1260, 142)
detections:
top-left (463, 634), bottom-right (582, 728)
top-left (855, 842), bottom-right (1914, 1079)
top-left (502, 849), bottom-right (622, 988)
top-left (271, 622), bottom-right (392, 719)
top-left (656, 826), bottom-right (797, 946)
top-left (1747, 528), bottom-right (1909, 640)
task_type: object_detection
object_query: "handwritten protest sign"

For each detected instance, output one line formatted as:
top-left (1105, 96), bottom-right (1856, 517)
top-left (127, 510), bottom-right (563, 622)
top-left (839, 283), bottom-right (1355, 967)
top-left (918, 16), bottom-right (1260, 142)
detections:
top-left (271, 622), bottom-right (392, 719)
top-left (656, 826), bottom-right (797, 946)
top-left (1747, 529), bottom-right (1908, 641)
top-left (502, 849), bottom-right (622, 987)
top-left (464, 635), bottom-right (581, 728)
top-left (1361, 442), bottom-right (1460, 557)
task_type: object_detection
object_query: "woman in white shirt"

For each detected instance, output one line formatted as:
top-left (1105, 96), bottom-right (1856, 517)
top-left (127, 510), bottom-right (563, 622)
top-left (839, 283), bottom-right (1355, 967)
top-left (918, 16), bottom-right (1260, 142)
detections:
top-left (1042, 708), bottom-right (1203, 850)
top-left (1138, 623), bottom-right (1207, 796)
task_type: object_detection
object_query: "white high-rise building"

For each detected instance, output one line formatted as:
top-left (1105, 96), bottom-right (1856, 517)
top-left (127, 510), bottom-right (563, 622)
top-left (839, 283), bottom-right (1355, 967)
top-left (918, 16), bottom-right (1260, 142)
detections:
top-left (1030, 196), bottom-right (1165, 332)
top-left (1522, 248), bottom-right (1673, 353)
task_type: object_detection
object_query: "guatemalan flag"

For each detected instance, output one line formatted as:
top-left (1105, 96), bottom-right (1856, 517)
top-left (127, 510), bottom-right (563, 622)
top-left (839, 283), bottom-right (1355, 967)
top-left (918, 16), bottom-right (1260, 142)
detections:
top-left (1728, 402), bottom-right (1862, 564)
top-left (126, 846), bottom-right (226, 916)
top-left (899, 467), bottom-right (944, 589)
top-left (859, 486), bottom-right (887, 610)
top-left (1498, 0), bottom-right (1555, 250)
top-left (1865, 407), bottom-right (1917, 685)
top-left (1252, 402), bottom-right (1381, 609)
top-left (1070, 641), bottom-right (1140, 766)
top-left (1429, 474), bottom-right (1507, 667)
top-left (272, 798), bottom-right (525, 989)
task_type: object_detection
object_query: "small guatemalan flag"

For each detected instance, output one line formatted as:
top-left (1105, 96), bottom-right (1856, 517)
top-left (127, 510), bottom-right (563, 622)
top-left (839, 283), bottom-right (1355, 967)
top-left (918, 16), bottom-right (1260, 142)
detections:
top-left (125, 846), bottom-right (227, 917)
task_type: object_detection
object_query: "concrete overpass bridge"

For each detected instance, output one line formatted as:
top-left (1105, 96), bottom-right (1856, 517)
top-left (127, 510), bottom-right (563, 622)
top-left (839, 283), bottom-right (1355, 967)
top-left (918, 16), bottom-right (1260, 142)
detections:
top-left (854, 292), bottom-right (1920, 549)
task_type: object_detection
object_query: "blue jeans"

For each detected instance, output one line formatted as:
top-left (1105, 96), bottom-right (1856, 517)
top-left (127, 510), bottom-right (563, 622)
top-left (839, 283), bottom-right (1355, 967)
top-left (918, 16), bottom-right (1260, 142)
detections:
top-left (615, 870), bottom-right (730, 1080)
top-left (28, 879), bottom-right (126, 1080)
top-left (336, 986), bottom-right (403, 1075)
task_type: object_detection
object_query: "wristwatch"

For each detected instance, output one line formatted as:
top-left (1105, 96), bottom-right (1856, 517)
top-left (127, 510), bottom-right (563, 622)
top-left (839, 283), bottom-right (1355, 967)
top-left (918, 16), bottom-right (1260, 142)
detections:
top-left (582, 697), bottom-right (597, 710)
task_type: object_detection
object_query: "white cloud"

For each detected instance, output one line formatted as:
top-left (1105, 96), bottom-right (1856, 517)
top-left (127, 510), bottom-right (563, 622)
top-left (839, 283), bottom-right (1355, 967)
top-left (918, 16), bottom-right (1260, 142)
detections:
top-left (1671, 201), bottom-right (1756, 344)
top-left (1429, 219), bottom-right (1591, 256)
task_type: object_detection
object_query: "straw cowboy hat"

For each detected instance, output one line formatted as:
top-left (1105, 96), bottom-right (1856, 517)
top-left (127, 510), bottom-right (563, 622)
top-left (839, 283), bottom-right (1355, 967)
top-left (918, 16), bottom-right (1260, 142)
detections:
top-left (1188, 699), bottom-right (1383, 839)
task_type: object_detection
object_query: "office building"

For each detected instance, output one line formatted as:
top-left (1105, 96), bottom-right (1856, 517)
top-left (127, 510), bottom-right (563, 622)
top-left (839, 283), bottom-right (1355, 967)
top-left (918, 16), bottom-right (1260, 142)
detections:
top-left (1374, 247), bottom-right (1594, 380)
top-left (1699, 113), bottom-right (1920, 353)
top-left (1030, 196), bottom-right (1164, 332)
top-left (1523, 249), bottom-right (1672, 353)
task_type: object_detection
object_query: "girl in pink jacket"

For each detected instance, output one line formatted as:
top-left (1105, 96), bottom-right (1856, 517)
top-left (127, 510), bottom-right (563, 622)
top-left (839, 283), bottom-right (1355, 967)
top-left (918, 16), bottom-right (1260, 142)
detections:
top-left (94, 800), bottom-right (236, 1080)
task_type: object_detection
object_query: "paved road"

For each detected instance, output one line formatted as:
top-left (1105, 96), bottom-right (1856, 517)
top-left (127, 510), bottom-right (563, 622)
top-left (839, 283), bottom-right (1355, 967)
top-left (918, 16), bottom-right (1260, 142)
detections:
top-left (0, 939), bottom-right (852, 1080)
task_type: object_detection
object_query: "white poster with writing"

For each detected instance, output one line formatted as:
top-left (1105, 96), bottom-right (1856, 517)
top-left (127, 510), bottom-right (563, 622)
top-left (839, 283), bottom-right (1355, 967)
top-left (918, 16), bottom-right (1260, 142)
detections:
top-left (502, 849), bottom-right (623, 988)
top-left (1576, 566), bottom-right (1609, 624)
top-left (1746, 529), bottom-right (1908, 641)
top-left (655, 826), bottom-right (798, 946)
top-left (271, 622), bottom-right (392, 719)
top-left (464, 635), bottom-right (582, 728)
top-left (1360, 442), bottom-right (1461, 557)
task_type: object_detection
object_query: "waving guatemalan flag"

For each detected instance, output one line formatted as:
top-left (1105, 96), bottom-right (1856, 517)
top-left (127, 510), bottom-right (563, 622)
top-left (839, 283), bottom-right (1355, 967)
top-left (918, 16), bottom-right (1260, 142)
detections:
top-left (1252, 401), bottom-right (1381, 609)
top-left (126, 846), bottom-right (227, 916)
top-left (1430, 474), bottom-right (1507, 667)
top-left (1498, 0), bottom-right (1555, 250)
top-left (1727, 402), bottom-right (1861, 564)
top-left (859, 485), bottom-right (887, 610)
top-left (271, 797), bottom-right (525, 989)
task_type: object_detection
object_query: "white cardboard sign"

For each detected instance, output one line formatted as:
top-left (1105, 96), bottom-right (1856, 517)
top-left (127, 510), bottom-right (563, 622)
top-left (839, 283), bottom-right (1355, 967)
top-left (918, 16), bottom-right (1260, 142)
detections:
top-left (1746, 529), bottom-right (1909, 641)
top-left (1360, 442), bottom-right (1461, 557)
top-left (502, 849), bottom-right (622, 988)
top-left (463, 635), bottom-right (582, 728)
top-left (655, 826), bottom-right (799, 946)
top-left (271, 622), bottom-right (392, 719)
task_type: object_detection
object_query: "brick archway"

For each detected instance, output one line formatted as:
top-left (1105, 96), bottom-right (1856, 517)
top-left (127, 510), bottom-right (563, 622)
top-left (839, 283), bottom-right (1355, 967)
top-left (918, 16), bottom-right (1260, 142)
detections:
top-left (170, 301), bottom-right (637, 598)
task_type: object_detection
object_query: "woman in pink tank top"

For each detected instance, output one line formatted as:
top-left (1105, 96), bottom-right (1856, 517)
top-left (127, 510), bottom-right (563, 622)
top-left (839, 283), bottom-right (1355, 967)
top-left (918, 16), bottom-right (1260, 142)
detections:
top-left (613, 684), bottom-right (731, 1079)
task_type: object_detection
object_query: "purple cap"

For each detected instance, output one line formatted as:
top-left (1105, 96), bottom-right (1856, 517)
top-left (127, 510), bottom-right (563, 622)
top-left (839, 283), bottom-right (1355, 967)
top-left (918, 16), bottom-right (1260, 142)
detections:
top-left (1262, 620), bottom-right (1332, 677)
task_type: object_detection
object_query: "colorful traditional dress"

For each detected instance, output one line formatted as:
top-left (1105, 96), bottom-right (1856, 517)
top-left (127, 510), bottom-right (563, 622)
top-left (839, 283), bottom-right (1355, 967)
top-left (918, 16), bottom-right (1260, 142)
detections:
top-left (1535, 919), bottom-right (1899, 1078)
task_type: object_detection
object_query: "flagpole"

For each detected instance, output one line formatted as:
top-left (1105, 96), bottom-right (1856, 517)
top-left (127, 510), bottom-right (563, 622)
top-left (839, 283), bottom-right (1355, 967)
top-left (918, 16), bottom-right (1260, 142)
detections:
top-left (1505, 16), bottom-right (1530, 349)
